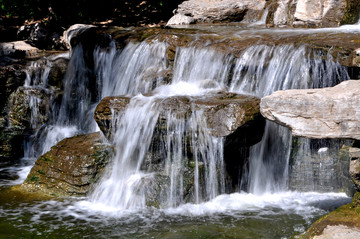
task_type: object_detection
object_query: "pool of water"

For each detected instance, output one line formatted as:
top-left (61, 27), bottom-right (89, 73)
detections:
top-left (0, 185), bottom-right (351, 239)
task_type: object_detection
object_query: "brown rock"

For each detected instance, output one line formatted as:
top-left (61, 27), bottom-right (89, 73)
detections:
top-left (95, 91), bottom-right (261, 138)
top-left (19, 132), bottom-right (113, 197)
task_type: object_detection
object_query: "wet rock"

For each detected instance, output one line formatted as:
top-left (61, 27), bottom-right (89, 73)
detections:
top-left (18, 132), bottom-right (113, 197)
top-left (95, 92), bottom-right (261, 139)
top-left (300, 202), bottom-right (360, 239)
top-left (261, 80), bottom-right (360, 140)
top-left (62, 24), bottom-right (96, 50)
top-left (17, 22), bottom-right (64, 50)
top-left (0, 53), bottom-right (68, 161)
top-left (0, 41), bottom-right (39, 58)
top-left (349, 147), bottom-right (360, 191)
top-left (289, 139), bottom-right (354, 194)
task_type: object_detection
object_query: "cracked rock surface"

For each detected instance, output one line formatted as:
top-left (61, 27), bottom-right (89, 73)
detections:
top-left (260, 80), bottom-right (360, 140)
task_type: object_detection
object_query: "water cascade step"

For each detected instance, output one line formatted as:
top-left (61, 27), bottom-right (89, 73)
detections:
top-left (14, 26), bottom-right (354, 206)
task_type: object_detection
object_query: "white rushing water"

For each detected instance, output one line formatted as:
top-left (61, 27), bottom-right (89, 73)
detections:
top-left (86, 39), bottom-right (351, 210)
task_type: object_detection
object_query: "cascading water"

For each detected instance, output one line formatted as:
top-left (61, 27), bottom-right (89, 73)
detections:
top-left (91, 97), bottom-right (161, 209)
top-left (94, 41), bottom-right (169, 97)
top-left (227, 44), bottom-right (349, 194)
top-left (87, 38), bottom-right (352, 209)
top-left (1, 25), bottom-right (357, 238)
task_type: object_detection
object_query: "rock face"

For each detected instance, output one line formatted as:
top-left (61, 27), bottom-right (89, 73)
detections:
top-left (17, 22), bottom-right (64, 50)
top-left (261, 80), bottom-right (360, 140)
top-left (95, 92), bottom-right (261, 139)
top-left (167, 0), bottom-right (266, 25)
top-left (289, 138), bottom-right (354, 194)
top-left (0, 41), bottom-right (39, 58)
top-left (167, 0), bottom-right (359, 27)
top-left (349, 147), bottom-right (360, 191)
top-left (293, 0), bottom-right (347, 27)
top-left (19, 132), bottom-right (112, 197)
top-left (0, 54), bottom-right (68, 161)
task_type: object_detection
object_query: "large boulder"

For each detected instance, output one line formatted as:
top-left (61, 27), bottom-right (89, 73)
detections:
top-left (167, 0), bottom-right (266, 25)
top-left (18, 132), bottom-right (113, 197)
top-left (167, 0), bottom-right (360, 27)
top-left (95, 91), bottom-right (262, 139)
top-left (261, 80), bottom-right (360, 140)
top-left (17, 22), bottom-right (64, 50)
top-left (0, 41), bottom-right (39, 58)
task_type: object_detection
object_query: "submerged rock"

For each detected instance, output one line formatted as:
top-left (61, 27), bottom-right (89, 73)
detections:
top-left (261, 80), bottom-right (360, 140)
top-left (95, 91), bottom-right (261, 139)
top-left (18, 132), bottom-right (112, 197)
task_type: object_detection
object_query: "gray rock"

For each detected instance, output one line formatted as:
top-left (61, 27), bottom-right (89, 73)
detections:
top-left (349, 147), bottom-right (360, 191)
top-left (261, 80), bottom-right (360, 140)
top-left (167, 14), bottom-right (195, 25)
top-left (62, 24), bottom-right (95, 50)
top-left (293, 0), bottom-right (347, 27)
top-left (95, 92), bottom-right (261, 139)
top-left (167, 0), bottom-right (266, 24)
top-left (0, 41), bottom-right (39, 58)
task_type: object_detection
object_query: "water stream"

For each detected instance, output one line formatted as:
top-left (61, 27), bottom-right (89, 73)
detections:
top-left (0, 24), bottom-right (358, 238)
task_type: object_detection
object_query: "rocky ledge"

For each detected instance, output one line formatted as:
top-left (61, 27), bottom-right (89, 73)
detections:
top-left (261, 80), bottom-right (360, 140)
top-left (95, 91), bottom-right (262, 139)
top-left (300, 192), bottom-right (360, 238)
top-left (17, 132), bottom-right (113, 197)
top-left (167, 0), bottom-right (360, 27)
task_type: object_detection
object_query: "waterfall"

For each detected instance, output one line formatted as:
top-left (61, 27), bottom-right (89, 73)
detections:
top-left (89, 42), bottom-right (348, 208)
top-left (94, 41), bottom-right (169, 97)
top-left (91, 96), bottom-right (160, 209)
top-left (90, 92), bottom-right (225, 209)
top-left (230, 45), bottom-right (349, 194)
top-left (14, 33), bottom-right (351, 203)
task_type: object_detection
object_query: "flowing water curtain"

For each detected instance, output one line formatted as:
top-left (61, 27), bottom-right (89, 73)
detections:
top-left (90, 96), bottom-right (161, 209)
top-left (94, 40), bottom-right (169, 97)
top-left (172, 46), bottom-right (233, 89)
top-left (189, 110), bottom-right (225, 202)
top-left (229, 44), bottom-right (349, 194)
top-left (229, 44), bottom-right (349, 96)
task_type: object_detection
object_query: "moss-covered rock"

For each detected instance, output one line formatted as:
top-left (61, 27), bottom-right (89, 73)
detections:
top-left (17, 132), bottom-right (113, 197)
top-left (300, 200), bottom-right (360, 238)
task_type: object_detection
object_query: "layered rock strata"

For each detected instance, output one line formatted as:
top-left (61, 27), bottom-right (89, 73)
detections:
top-left (261, 80), bottom-right (360, 140)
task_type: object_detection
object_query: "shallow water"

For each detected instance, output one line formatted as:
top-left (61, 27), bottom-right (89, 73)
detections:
top-left (0, 185), bottom-right (351, 239)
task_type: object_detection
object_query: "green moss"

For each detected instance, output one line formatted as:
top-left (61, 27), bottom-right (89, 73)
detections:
top-left (341, 0), bottom-right (360, 25)
top-left (40, 155), bottom-right (54, 162)
top-left (36, 170), bottom-right (45, 175)
top-left (26, 175), bottom-right (39, 182)
top-left (353, 191), bottom-right (360, 208)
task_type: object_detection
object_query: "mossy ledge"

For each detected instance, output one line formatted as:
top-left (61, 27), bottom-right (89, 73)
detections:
top-left (299, 192), bottom-right (360, 238)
